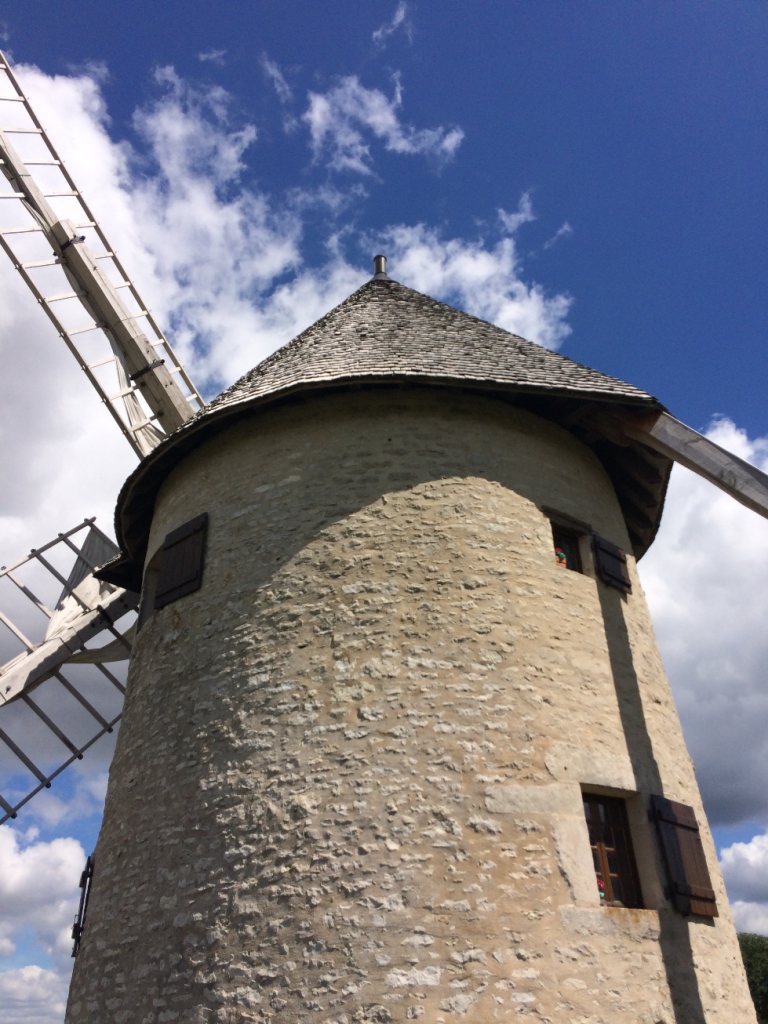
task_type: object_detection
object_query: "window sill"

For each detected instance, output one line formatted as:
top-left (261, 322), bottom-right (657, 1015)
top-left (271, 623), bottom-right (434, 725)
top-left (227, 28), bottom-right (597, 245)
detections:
top-left (559, 904), bottom-right (661, 941)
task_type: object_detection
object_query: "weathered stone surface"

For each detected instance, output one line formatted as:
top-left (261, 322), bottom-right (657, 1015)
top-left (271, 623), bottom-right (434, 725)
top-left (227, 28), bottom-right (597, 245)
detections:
top-left (66, 390), bottom-right (755, 1023)
top-left (484, 782), bottom-right (580, 815)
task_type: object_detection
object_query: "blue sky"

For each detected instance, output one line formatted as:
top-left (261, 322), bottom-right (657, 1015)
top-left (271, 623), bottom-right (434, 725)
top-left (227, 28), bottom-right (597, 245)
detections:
top-left (1, 3), bottom-right (768, 1021)
top-left (5, 1), bottom-right (767, 431)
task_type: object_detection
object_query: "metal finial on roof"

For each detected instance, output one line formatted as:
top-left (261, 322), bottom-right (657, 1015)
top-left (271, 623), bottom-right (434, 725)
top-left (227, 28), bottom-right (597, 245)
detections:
top-left (373, 254), bottom-right (390, 280)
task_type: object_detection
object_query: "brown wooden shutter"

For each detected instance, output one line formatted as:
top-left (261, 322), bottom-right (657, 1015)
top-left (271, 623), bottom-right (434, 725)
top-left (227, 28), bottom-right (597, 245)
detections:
top-left (651, 795), bottom-right (718, 917)
top-left (593, 535), bottom-right (632, 593)
top-left (154, 513), bottom-right (208, 611)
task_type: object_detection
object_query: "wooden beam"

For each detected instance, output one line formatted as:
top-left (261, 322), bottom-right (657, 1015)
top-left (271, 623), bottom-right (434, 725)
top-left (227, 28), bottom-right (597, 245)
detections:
top-left (624, 412), bottom-right (768, 521)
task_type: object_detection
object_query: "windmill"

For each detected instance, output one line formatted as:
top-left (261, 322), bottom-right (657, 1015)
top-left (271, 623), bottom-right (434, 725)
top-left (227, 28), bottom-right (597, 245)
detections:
top-left (1, 49), bottom-right (768, 1023)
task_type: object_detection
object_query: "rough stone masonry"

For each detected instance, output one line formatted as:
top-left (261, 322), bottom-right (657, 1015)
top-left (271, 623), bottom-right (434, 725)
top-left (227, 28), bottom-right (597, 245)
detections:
top-left (66, 387), bottom-right (755, 1024)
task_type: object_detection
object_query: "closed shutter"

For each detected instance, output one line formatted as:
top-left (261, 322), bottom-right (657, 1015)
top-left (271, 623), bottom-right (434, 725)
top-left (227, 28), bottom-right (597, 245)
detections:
top-left (154, 513), bottom-right (208, 611)
top-left (593, 535), bottom-right (632, 593)
top-left (651, 795), bottom-right (718, 918)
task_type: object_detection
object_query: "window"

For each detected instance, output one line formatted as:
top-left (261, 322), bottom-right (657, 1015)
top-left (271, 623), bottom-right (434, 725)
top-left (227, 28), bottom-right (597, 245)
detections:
top-left (552, 525), bottom-right (583, 573)
top-left (583, 793), bottom-right (643, 908)
top-left (544, 508), bottom-right (591, 576)
top-left (544, 508), bottom-right (632, 591)
top-left (154, 513), bottom-right (208, 611)
top-left (137, 514), bottom-right (208, 630)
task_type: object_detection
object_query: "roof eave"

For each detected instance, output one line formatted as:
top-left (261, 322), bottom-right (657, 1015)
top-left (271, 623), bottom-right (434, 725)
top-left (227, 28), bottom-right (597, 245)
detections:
top-left (99, 374), bottom-right (668, 592)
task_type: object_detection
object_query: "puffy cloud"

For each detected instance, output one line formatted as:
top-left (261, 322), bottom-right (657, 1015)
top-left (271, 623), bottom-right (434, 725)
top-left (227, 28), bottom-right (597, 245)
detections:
top-left (7, 769), bottom-right (112, 831)
top-left (372, 2), bottom-right (412, 47)
top-left (639, 419), bottom-right (768, 828)
top-left (0, 63), bottom-right (140, 571)
top-left (0, 965), bottom-right (69, 1024)
top-left (730, 901), bottom-right (768, 936)
top-left (0, 825), bottom-right (84, 961)
top-left (380, 222), bottom-right (572, 348)
top-left (721, 829), bottom-right (768, 937)
top-left (720, 833), bottom-right (768, 904)
top-left (0, 827), bottom-right (82, 1021)
top-left (303, 75), bottom-right (464, 175)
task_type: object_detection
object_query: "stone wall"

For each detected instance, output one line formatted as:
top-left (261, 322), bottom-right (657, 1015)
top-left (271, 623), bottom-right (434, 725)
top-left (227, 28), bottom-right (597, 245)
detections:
top-left (66, 390), bottom-right (755, 1023)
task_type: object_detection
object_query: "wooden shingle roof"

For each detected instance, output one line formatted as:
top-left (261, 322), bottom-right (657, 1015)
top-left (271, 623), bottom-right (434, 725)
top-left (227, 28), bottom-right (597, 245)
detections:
top-left (205, 278), bottom-right (656, 413)
top-left (102, 276), bottom-right (672, 590)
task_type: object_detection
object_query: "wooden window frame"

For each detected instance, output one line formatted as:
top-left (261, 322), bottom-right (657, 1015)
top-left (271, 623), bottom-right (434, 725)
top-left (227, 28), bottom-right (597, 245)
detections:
top-left (583, 791), bottom-right (644, 909)
top-left (542, 508), bottom-right (632, 593)
top-left (552, 523), bottom-right (583, 573)
top-left (543, 508), bottom-right (593, 577)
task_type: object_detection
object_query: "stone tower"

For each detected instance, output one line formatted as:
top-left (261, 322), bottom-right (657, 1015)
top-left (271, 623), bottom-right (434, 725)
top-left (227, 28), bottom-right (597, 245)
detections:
top-left (66, 265), bottom-right (756, 1023)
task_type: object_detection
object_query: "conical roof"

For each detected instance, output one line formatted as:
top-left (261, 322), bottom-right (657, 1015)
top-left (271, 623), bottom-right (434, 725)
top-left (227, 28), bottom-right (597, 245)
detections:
top-left (102, 275), bottom-right (671, 590)
top-left (205, 277), bottom-right (654, 414)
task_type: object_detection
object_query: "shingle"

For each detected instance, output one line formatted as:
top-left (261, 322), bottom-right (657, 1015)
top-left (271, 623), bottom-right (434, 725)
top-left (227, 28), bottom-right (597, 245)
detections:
top-left (199, 278), bottom-right (656, 418)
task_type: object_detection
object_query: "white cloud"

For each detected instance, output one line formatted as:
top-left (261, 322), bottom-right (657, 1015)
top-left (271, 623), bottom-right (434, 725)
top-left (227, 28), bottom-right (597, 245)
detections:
top-left (9, 769), bottom-right (112, 831)
top-left (381, 222), bottom-right (572, 348)
top-left (373, 2), bottom-right (412, 47)
top-left (0, 825), bottom-right (83, 961)
top-left (498, 192), bottom-right (536, 234)
top-left (0, 827), bottom-right (83, 1021)
top-left (543, 220), bottom-right (573, 249)
top-left (261, 54), bottom-right (293, 104)
top-left (639, 419), bottom-right (768, 827)
top-left (721, 832), bottom-right (768, 904)
top-left (0, 64), bottom-right (140, 567)
top-left (303, 75), bottom-right (464, 175)
top-left (730, 901), bottom-right (768, 936)
top-left (0, 966), bottom-right (69, 1024)
top-left (198, 48), bottom-right (226, 65)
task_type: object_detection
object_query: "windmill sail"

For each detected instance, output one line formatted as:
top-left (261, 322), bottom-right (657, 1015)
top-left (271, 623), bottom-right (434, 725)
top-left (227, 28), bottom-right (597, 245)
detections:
top-left (623, 411), bottom-right (768, 520)
top-left (0, 49), bottom-right (202, 456)
top-left (0, 520), bottom-right (135, 823)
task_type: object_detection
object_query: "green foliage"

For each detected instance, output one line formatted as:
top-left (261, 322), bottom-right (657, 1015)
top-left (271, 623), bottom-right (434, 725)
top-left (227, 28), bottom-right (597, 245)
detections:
top-left (740, 933), bottom-right (768, 1023)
